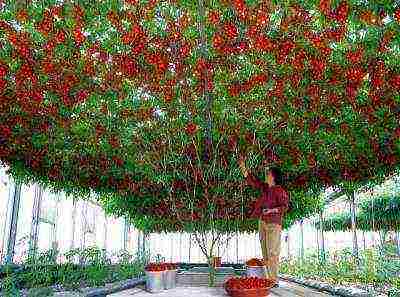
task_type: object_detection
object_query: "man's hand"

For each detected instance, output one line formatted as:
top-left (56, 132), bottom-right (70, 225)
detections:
top-left (262, 208), bottom-right (279, 215)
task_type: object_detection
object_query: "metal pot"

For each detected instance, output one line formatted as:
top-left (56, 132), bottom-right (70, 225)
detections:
top-left (164, 269), bottom-right (177, 289)
top-left (245, 265), bottom-right (267, 278)
top-left (145, 271), bottom-right (165, 293)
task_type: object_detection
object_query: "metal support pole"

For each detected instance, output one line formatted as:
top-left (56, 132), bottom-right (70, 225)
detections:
top-left (80, 201), bottom-right (87, 250)
top-left (319, 211), bottom-right (326, 261)
top-left (286, 232), bottom-right (290, 259)
top-left (103, 212), bottom-right (108, 251)
top-left (5, 183), bottom-right (22, 264)
top-left (226, 235), bottom-right (229, 262)
top-left (51, 196), bottom-right (60, 251)
top-left (143, 232), bottom-right (149, 255)
top-left (0, 185), bottom-right (11, 260)
top-left (170, 235), bottom-right (174, 262)
top-left (299, 220), bottom-right (304, 262)
top-left (137, 230), bottom-right (142, 254)
top-left (179, 233), bottom-right (182, 263)
top-left (350, 191), bottom-right (359, 262)
top-left (29, 185), bottom-right (43, 257)
top-left (236, 232), bottom-right (239, 264)
top-left (123, 218), bottom-right (129, 251)
top-left (316, 221), bottom-right (320, 256)
top-left (188, 233), bottom-right (192, 263)
top-left (70, 197), bottom-right (77, 249)
top-left (362, 231), bottom-right (366, 250)
top-left (396, 231), bottom-right (400, 256)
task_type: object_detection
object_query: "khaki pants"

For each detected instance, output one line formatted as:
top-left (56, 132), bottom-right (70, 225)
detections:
top-left (259, 221), bottom-right (282, 281)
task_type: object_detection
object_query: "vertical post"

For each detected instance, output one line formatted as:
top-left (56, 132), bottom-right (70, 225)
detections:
top-left (51, 195), bottom-right (60, 251)
top-left (80, 201), bottom-right (87, 250)
top-left (137, 230), bottom-right (142, 254)
top-left (179, 233), bottom-right (182, 263)
top-left (236, 232), bottom-right (239, 264)
top-left (299, 220), bottom-right (304, 262)
top-left (188, 233), bottom-right (192, 263)
top-left (396, 231), bottom-right (400, 256)
top-left (319, 211), bottom-right (326, 261)
top-left (103, 212), bottom-right (108, 251)
top-left (350, 191), bottom-right (359, 262)
top-left (70, 197), bottom-right (77, 250)
top-left (123, 218), bottom-right (129, 251)
top-left (0, 188), bottom-right (11, 261)
top-left (170, 235), bottom-right (173, 262)
top-left (143, 232), bottom-right (149, 255)
top-left (362, 231), bottom-right (366, 250)
top-left (5, 183), bottom-right (22, 264)
top-left (226, 234), bottom-right (229, 263)
top-left (316, 221), bottom-right (320, 256)
top-left (29, 185), bottom-right (43, 257)
top-left (286, 232), bottom-right (290, 259)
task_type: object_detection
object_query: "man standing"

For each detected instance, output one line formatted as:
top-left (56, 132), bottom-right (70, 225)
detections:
top-left (239, 158), bottom-right (289, 287)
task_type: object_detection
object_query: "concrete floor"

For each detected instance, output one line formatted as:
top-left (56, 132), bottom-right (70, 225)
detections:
top-left (108, 281), bottom-right (334, 297)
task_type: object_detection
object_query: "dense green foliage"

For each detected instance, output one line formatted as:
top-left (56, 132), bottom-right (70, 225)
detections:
top-left (0, 0), bottom-right (399, 232)
top-left (0, 247), bottom-right (148, 296)
top-left (280, 245), bottom-right (400, 296)
top-left (316, 193), bottom-right (400, 231)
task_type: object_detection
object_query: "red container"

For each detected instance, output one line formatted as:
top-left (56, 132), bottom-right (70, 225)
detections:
top-left (225, 287), bottom-right (270, 297)
top-left (224, 277), bottom-right (274, 297)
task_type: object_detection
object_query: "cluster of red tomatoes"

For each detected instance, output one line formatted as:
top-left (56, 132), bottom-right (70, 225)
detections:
top-left (0, 63), bottom-right (8, 92)
top-left (228, 73), bottom-right (268, 97)
top-left (145, 263), bottom-right (178, 272)
top-left (319, 0), bottom-right (349, 23)
top-left (245, 258), bottom-right (265, 267)
top-left (394, 9), bottom-right (400, 23)
top-left (225, 277), bottom-right (274, 290)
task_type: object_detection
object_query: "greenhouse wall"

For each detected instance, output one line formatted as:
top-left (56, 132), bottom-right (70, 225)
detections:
top-left (0, 165), bottom-right (389, 264)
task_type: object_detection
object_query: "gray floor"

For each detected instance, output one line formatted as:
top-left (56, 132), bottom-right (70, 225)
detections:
top-left (108, 281), bottom-right (334, 297)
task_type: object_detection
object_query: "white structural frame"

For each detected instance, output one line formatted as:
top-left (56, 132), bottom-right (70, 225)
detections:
top-left (4, 183), bottom-right (21, 264)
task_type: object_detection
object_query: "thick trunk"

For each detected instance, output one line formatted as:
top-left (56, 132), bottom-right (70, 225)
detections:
top-left (194, 232), bottom-right (219, 287)
top-left (208, 256), bottom-right (216, 287)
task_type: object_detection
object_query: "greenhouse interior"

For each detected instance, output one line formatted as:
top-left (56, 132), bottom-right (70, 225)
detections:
top-left (0, 0), bottom-right (400, 296)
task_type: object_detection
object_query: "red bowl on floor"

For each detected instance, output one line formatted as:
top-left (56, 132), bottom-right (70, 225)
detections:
top-left (225, 287), bottom-right (271, 297)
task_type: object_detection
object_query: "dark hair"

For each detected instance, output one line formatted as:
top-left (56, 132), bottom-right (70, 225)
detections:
top-left (269, 167), bottom-right (283, 186)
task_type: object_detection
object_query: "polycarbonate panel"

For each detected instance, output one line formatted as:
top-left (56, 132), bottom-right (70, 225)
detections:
top-left (0, 165), bottom-right (13, 261)
top-left (13, 184), bottom-right (35, 263)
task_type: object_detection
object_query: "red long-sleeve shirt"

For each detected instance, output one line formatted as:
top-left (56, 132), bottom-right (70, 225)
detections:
top-left (247, 173), bottom-right (289, 225)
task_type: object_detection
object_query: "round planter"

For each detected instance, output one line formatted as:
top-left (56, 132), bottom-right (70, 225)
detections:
top-left (225, 287), bottom-right (270, 297)
top-left (246, 266), bottom-right (267, 278)
top-left (145, 271), bottom-right (165, 293)
top-left (164, 269), bottom-right (177, 290)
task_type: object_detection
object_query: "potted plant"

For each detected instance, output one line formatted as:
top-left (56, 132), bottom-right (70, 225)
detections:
top-left (145, 263), bottom-right (166, 293)
top-left (164, 263), bottom-right (177, 289)
top-left (224, 277), bottom-right (274, 297)
top-left (245, 258), bottom-right (267, 278)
